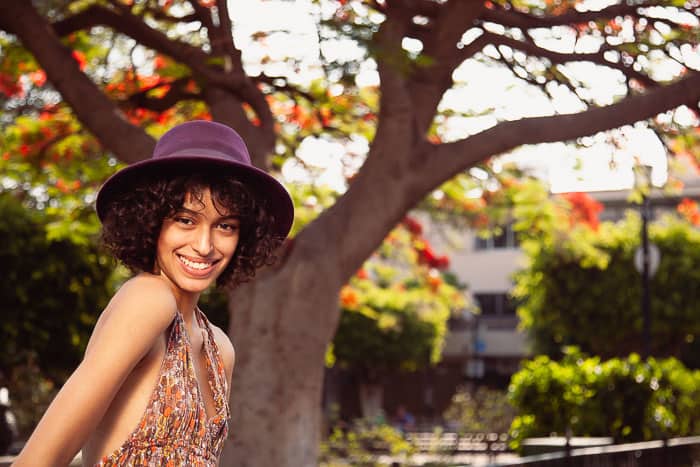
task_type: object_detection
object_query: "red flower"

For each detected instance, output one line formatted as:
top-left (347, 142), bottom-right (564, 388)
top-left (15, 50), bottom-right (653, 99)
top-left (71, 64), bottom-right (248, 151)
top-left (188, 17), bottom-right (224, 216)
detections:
top-left (340, 286), bottom-right (359, 308)
top-left (28, 70), bottom-right (47, 86)
top-left (561, 192), bottom-right (604, 231)
top-left (678, 198), bottom-right (700, 225)
top-left (428, 274), bottom-right (442, 291)
top-left (0, 73), bottom-right (24, 97)
top-left (72, 51), bottom-right (87, 71)
top-left (403, 216), bottom-right (423, 235)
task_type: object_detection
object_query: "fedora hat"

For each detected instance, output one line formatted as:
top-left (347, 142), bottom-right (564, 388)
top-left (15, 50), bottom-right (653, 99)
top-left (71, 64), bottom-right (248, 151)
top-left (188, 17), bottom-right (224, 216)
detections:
top-left (96, 120), bottom-right (294, 238)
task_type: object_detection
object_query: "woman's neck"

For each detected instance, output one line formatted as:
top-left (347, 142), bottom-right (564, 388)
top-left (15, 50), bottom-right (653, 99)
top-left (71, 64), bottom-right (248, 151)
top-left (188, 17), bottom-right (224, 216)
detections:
top-left (151, 272), bottom-right (201, 325)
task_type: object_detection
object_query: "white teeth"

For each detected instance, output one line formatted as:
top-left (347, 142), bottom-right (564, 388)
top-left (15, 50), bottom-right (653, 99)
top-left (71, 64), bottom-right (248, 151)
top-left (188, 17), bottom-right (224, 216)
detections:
top-left (178, 255), bottom-right (213, 270)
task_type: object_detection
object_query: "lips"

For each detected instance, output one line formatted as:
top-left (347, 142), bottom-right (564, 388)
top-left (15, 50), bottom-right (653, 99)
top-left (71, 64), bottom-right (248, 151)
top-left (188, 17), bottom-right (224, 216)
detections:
top-left (176, 253), bottom-right (219, 277)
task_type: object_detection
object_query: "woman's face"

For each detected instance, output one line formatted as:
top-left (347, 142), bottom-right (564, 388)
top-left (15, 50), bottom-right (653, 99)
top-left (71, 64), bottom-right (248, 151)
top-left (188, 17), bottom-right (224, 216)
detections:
top-left (155, 188), bottom-right (240, 299)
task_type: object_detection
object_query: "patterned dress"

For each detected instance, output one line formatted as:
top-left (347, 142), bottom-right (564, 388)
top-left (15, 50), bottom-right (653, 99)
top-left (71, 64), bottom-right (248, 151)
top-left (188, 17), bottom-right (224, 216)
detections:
top-left (94, 308), bottom-right (230, 466)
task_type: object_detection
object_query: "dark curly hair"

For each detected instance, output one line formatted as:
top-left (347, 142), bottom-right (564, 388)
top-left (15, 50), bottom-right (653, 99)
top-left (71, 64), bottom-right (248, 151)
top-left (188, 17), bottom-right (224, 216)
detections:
top-left (100, 168), bottom-right (283, 288)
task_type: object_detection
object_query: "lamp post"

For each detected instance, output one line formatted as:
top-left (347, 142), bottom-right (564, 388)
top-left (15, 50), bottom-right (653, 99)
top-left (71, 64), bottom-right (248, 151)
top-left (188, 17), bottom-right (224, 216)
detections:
top-left (641, 188), bottom-right (652, 358)
top-left (633, 164), bottom-right (660, 358)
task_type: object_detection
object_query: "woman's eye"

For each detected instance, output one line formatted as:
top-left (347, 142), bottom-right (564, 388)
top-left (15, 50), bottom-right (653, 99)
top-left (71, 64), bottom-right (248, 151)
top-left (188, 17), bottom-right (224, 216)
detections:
top-left (219, 222), bottom-right (240, 232)
top-left (175, 217), bottom-right (194, 225)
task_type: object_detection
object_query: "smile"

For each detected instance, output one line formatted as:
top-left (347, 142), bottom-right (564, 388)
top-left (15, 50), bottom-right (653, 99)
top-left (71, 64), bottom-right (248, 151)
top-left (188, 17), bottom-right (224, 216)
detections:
top-left (176, 254), bottom-right (219, 272)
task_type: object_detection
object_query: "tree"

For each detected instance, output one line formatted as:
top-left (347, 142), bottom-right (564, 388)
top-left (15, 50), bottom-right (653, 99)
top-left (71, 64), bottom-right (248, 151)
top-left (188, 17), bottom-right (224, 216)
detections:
top-left (0, 1), bottom-right (698, 465)
top-left (331, 217), bottom-right (466, 418)
top-left (514, 206), bottom-right (700, 364)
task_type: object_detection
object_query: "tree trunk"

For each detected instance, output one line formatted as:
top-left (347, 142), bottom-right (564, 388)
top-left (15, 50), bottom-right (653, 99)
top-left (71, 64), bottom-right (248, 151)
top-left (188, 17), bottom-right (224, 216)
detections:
top-left (220, 250), bottom-right (344, 467)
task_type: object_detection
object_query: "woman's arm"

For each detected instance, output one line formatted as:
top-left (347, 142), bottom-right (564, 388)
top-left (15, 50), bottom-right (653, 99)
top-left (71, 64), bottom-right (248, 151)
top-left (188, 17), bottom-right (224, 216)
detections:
top-left (12, 275), bottom-right (177, 466)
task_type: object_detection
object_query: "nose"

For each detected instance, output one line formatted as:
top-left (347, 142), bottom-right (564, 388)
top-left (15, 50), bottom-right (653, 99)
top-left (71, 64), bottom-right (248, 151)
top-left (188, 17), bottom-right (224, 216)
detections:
top-left (192, 227), bottom-right (214, 256)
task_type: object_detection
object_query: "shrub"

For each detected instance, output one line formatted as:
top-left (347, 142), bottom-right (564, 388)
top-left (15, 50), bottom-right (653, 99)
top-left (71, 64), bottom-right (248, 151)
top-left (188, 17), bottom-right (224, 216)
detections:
top-left (508, 348), bottom-right (700, 451)
top-left (320, 420), bottom-right (416, 467)
top-left (443, 386), bottom-right (515, 434)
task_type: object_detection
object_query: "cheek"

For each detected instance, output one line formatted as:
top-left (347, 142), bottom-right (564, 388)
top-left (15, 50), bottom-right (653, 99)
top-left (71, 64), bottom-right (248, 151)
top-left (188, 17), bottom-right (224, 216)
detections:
top-left (225, 237), bottom-right (238, 257)
top-left (217, 235), bottom-right (239, 258)
top-left (228, 237), bottom-right (240, 257)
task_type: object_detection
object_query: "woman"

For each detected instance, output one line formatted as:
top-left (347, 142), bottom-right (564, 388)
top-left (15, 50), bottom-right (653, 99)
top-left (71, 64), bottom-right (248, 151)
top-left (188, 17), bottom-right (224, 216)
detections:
top-left (13, 121), bottom-right (294, 466)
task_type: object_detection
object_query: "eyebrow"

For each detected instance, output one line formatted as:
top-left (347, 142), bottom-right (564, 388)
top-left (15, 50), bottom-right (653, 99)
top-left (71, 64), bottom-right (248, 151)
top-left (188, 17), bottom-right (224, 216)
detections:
top-left (176, 207), bottom-right (240, 221)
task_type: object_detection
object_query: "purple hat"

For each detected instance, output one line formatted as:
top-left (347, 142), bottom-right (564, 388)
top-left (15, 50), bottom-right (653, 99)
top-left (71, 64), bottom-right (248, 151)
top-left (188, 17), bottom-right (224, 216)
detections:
top-left (96, 120), bottom-right (294, 238)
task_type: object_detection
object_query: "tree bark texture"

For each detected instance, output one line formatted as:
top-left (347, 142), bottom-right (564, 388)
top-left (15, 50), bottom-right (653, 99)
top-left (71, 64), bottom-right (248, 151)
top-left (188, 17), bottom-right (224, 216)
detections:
top-left (221, 253), bottom-right (342, 467)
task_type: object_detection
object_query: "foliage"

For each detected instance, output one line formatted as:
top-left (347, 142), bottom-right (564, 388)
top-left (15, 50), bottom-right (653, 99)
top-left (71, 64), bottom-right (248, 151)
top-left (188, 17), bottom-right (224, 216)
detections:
top-left (0, 110), bottom-right (119, 246)
top-left (508, 348), bottom-right (700, 451)
top-left (443, 386), bottom-right (515, 434)
top-left (331, 218), bottom-right (469, 376)
top-left (0, 191), bottom-right (114, 384)
top-left (513, 209), bottom-right (700, 362)
top-left (320, 420), bottom-right (417, 467)
top-left (4, 354), bottom-right (58, 438)
top-left (1, 0), bottom-right (699, 463)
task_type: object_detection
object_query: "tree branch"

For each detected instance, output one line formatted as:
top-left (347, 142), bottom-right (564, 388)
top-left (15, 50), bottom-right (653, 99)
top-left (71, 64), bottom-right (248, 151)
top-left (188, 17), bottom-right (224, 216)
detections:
top-left (143, 7), bottom-right (199, 24)
top-left (480, 2), bottom-right (655, 29)
top-left (410, 1), bottom-right (485, 131)
top-left (51, 5), bottom-right (250, 94)
top-left (125, 78), bottom-right (200, 112)
top-left (186, 0), bottom-right (215, 30)
top-left (424, 71), bottom-right (700, 192)
top-left (51, 2), bottom-right (274, 135)
top-left (0, 0), bottom-right (155, 164)
top-left (481, 31), bottom-right (658, 87)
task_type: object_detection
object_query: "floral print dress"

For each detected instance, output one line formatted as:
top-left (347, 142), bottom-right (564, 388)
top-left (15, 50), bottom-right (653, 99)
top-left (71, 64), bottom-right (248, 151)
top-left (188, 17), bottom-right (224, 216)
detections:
top-left (94, 308), bottom-right (230, 466)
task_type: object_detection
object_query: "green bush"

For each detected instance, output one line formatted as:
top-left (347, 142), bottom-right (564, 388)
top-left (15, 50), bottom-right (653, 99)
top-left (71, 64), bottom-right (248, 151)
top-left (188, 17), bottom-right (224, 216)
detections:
top-left (320, 420), bottom-right (416, 467)
top-left (508, 348), bottom-right (700, 451)
top-left (0, 192), bottom-right (114, 434)
top-left (0, 192), bottom-right (113, 384)
top-left (514, 213), bottom-right (700, 362)
top-left (443, 386), bottom-right (515, 434)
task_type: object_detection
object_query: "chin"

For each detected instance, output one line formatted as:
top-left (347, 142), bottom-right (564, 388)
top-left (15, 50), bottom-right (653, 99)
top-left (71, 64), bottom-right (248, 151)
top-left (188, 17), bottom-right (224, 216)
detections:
top-left (177, 274), bottom-right (221, 293)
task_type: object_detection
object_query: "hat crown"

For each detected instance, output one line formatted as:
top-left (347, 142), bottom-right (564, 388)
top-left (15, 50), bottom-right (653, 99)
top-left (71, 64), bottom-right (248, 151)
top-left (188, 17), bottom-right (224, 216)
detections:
top-left (153, 120), bottom-right (251, 164)
top-left (96, 120), bottom-right (294, 238)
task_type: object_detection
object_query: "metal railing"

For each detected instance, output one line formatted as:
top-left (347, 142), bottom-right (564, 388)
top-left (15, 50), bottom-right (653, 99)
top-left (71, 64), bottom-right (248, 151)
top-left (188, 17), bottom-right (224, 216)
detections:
top-left (406, 431), bottom-right (511, 454)
top-left (492, 436), bottom-right (700, 467)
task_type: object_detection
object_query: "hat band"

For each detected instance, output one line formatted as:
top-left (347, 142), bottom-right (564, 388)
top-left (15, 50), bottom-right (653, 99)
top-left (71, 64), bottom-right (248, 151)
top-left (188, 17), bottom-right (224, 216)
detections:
top-left (161, 147), bottom-right (243, 161)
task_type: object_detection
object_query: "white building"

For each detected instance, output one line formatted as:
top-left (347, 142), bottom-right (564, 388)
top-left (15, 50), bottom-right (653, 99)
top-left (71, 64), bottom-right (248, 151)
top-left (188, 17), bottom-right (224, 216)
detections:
top-left (435, 163), bottom-right (700, 384)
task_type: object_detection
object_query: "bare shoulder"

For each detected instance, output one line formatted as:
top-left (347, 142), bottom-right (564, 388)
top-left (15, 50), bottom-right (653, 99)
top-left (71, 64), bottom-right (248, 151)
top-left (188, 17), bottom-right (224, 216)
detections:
top-left (85, 273), bottom-right (177, 360)
top-left (11, 278), bottom-right (178, 465)
top-left (101, 274), bottom-right (176, 324)
top-left (115, 273), bottom-right (178, 311)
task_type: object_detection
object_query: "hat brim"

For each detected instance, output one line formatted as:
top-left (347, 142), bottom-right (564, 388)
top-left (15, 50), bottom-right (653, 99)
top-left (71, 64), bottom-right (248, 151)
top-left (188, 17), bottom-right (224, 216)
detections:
top-left (96, 154), bottom-right (294, 239)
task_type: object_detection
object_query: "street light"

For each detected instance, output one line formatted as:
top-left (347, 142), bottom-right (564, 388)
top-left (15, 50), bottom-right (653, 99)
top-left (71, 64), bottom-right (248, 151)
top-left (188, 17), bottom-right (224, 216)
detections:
top-left (633, 164), bottom-right (660, 358)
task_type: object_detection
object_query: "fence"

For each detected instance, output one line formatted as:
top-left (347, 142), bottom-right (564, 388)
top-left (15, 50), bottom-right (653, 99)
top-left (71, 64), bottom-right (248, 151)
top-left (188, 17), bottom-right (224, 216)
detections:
top-left (406, 431), bottom-right (510, 455)
top-left (494, 436), bottom-right (700, 467)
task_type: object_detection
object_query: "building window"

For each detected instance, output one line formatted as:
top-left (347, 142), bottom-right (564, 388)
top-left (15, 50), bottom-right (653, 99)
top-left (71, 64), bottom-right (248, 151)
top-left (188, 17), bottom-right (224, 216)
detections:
top-left (474, 293), bottom-right (517, 316)
top-left (474, 225), bottom-right (519, 250)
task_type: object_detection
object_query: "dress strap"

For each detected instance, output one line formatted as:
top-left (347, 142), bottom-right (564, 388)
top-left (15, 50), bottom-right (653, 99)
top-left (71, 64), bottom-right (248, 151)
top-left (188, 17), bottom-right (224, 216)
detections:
top-left (195, 309), bottom-right (230, 419)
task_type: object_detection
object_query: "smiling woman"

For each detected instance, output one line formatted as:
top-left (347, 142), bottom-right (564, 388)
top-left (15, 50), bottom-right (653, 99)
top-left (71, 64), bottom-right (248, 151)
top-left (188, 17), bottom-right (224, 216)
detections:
top-left (11, 121), bottom-right (294, 466)
top-left (101, 172), bottom-right (276, 289)
top-left (156, 189), bottom-right (241, 297)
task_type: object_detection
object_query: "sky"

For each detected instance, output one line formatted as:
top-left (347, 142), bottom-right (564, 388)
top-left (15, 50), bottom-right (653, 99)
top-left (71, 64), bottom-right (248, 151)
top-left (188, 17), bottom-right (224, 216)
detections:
top-left (228, 0), bottom-right (698, 194)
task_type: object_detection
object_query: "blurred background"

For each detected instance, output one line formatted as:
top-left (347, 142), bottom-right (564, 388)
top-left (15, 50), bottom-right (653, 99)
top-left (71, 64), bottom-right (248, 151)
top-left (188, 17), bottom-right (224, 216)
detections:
top-left (0, 0), bottom-right (699, 466)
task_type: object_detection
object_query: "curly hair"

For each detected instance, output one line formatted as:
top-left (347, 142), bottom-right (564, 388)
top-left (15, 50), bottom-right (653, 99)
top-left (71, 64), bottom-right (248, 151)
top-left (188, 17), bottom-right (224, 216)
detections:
top-left (100, 168), bottom-right (283, 288)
